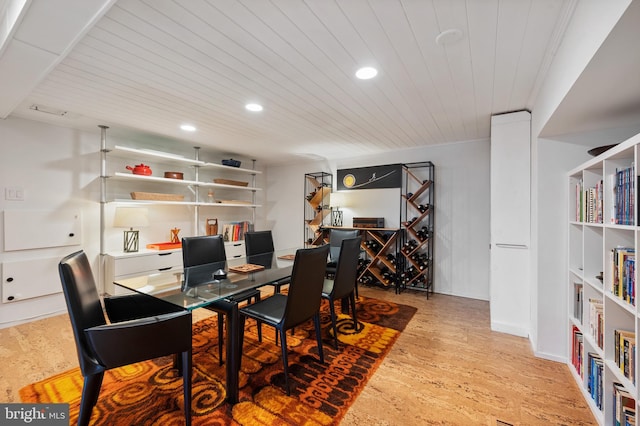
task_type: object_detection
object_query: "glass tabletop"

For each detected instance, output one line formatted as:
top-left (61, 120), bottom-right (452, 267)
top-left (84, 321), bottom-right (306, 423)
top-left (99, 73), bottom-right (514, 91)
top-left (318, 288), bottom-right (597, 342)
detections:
top-left (113, 249), bottom-right (297, 310)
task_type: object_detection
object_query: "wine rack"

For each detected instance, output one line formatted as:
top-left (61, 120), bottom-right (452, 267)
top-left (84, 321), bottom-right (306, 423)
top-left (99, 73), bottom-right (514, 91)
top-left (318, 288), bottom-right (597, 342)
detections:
top-left (317, 226), bottom-right (401, 288)
top-left (400, 161), bottom-right (435, 296)
top-left (359, 229), bottom-right (400, 288)
top-left (304, 172), bottom-right (332, 246)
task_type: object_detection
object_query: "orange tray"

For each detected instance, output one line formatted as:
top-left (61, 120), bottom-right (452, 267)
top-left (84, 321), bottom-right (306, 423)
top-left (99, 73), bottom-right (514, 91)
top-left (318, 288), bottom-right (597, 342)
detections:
top-left (229, 264), bottom-right (265, 273)
top-left (146, 242), bottom-right (182, 250)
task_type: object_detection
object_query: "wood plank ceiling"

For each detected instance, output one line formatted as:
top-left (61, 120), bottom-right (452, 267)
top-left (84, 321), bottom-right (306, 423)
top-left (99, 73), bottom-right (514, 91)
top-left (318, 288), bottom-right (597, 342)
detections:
top-left (4, 0), bottom-right (576, 164)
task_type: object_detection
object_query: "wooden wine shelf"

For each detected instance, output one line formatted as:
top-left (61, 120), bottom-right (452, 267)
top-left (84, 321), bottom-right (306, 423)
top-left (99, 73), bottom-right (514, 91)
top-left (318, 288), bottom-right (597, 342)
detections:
top-left (321, 226), bottom-right (400, 288)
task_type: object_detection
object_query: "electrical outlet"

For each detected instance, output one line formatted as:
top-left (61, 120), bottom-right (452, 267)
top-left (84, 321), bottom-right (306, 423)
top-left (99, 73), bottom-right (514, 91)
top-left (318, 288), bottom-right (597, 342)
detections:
top-left (5, 187), bottom-right (24, 201)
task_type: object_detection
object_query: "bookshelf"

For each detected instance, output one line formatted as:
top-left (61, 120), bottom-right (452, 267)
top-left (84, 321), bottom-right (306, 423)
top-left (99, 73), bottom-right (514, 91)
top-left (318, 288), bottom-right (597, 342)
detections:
top-left (568, 132), bottom-right (640, 425)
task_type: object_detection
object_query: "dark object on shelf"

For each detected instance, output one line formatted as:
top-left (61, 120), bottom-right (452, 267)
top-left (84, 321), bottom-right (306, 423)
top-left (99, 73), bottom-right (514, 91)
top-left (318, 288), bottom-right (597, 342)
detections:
top-left (222, 158), bottom-right (241, 167)
top-left (353, 217), bottom-right (385, 228)
top-left (164, 171), bottom-right (184, 179)
top-left (587, 144), bottom-right (618, 157)
top-left (596, 272), bottom-right (603, 281)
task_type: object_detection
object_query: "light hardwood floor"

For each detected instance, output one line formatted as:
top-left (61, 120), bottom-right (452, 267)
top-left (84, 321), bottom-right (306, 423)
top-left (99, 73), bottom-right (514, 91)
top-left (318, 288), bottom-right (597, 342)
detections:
top-left (0, 286), bottom-right (596, 425)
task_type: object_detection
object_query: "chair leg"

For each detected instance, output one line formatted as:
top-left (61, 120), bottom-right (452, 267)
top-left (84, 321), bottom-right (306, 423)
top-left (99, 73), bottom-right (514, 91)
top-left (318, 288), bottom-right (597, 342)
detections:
top-left (254, 294), bottom-right (262, 342)
top-left (78, 372), bottom-right (104, 426)
top-left (349, 293), bottom-right (358, 330)
top-left (218, 313), bottom-right (224, 366)
top-left (279, 328), bottom-right (290, 395)
top-left (328, 299), bottom-right (339, 349)
top-left (239, 315), bottom-right (246, 370)
top-left (173, 353), bottom-right (183, 375)
top-left (182, 349), bottom-right (192, 426)
top-left (313, 313), bottom-right (325, 364)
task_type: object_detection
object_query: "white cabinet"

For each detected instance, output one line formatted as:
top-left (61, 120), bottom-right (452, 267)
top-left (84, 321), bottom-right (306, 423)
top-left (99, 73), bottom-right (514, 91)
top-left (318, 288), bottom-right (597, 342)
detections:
top-left (104, 249), bottom-right (182, 295)
top-left (490, 111), bottom-right (531, 246)
top-left (104, 243), bottom-right (247, 295)
top-left (568, 132), bottom-right (640, 425)
top-left (489, 111), bottom-right (531, 337)
top-left (225, 241), bottom-right (245, 259)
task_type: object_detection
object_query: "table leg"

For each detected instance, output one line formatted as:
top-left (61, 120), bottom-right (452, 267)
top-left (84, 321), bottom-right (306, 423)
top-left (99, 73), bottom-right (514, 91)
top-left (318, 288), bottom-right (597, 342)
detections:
top-left (209, 299), bottom-right (240, 404)
top-left (225, 302), bottom-right (240, 404)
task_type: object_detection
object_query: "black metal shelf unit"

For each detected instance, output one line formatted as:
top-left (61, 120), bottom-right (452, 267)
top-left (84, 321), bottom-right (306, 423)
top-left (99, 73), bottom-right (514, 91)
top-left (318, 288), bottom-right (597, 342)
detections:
top-left (399, 161), bottom-right (435, 296)
top-left (304, 172), bottom-right (332, 246)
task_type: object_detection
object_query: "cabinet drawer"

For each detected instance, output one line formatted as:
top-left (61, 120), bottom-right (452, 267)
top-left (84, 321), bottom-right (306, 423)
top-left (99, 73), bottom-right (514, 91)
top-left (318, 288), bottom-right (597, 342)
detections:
top-left (225, 241), bottom-right (246, 259)
top-left (112, 250), bottom-right (182, 277)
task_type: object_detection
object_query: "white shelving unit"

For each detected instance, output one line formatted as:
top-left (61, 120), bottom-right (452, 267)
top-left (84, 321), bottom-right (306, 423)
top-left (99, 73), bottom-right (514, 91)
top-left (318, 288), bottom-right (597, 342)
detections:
top-left (106, 145), bottom-right (261, 207)
top-left (568, 132), bottom-right (640, 425)
top-left (98, 126), bottom-right (260, 293)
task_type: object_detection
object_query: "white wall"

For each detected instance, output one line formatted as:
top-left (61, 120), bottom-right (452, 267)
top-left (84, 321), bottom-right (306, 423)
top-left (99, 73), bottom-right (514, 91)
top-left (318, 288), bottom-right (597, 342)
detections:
top-left (266, 139), bottom-right (491, 300)
top-left (531, 138), bottom-right (591, 361)
top-left (0, 117), bottom-right (98, 327)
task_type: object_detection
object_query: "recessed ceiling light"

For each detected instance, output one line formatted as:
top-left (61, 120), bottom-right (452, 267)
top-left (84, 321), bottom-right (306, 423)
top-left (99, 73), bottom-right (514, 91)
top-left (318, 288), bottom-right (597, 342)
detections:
top-left (245, 103), bottom-right (263, 112)
top-left (355, 67), bottom-right (378, 80)
top-left (180, 124), bottom-right (196, 132)
top-left (435, 29), bottom-right (463, 46)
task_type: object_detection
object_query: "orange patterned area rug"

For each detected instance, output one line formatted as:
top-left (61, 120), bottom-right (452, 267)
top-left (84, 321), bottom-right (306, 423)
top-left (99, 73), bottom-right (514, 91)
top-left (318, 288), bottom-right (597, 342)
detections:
top-left (20, 295), bottom-right (416, 425)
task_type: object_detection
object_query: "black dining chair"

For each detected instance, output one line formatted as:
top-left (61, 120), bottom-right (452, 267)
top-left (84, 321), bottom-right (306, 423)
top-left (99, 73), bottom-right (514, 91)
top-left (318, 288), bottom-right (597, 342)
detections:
top-left (322, 237), bottom-right (361, 349)
top-left (326, 229), bottom-right (360, 277)
top-left (239, 244), bottom-right (330, 395)
top-left (182, 235), bottom-right (262, 365)
top-left (245, 230), bottom-right (291, 294)
top-left (59, 250), bottom-right (192, 426)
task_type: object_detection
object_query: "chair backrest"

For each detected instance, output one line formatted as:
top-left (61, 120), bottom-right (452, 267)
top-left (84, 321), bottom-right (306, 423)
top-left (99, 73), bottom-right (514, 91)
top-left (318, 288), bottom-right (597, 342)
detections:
top-left (330, 237), bottom-right (362, 300)
top-left (329, 229), bottom-right (359, 262)
top-left (245, 230), bottom-right (275, 256)
top-left (181, 235), bottom-right (226, 267)
top-left (282, 245), bottom-right (330, 330)
top-left (58, 250), bottom-right (107, 376)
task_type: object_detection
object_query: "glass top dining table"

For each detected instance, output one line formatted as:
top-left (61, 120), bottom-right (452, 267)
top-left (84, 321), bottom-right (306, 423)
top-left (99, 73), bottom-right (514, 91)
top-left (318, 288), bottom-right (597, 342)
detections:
top-left (113, 248), bottom-right (298, 404)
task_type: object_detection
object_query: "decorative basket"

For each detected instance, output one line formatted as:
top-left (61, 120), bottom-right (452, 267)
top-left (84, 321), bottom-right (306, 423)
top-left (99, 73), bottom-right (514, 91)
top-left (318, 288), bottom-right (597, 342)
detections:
top-left (213, 178), bottom-right (248, 187)
top-left (130, 192), bottom-right (185, 201)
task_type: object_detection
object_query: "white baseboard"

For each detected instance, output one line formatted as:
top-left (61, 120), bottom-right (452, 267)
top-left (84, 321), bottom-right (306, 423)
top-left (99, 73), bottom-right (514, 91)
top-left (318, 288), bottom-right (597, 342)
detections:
top-left (490, 321), bottom-right (529, 338)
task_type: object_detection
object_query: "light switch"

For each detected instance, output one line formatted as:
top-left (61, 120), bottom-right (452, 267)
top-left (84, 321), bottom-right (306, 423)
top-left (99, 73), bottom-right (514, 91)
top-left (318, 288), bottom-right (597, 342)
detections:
top-left (5, 187), bottom-right (24, 201)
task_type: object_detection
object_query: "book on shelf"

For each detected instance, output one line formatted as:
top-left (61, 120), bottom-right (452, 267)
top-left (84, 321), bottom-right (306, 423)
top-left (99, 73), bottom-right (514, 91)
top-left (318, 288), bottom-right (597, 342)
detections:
top-left (574, 178), bottom-right (603, 223)
top-left (614, 165), bottom-right (635, 225)
top-left (589, 298), bottom-right (604, 350)
top-left (588, 352), bottom-right (604, 410)
top-left (572, 325), bottom-right (584, 378)
top-left (221, 221), bottom-right (253, 242)
top-left (611, 247), bottom-right (636, 306)
top-left (613, 382), bottom-right (635, 426)
top-left (574, 281), bottom-right (583, 323)
top-left (614, 329), bottom-right (636, 385)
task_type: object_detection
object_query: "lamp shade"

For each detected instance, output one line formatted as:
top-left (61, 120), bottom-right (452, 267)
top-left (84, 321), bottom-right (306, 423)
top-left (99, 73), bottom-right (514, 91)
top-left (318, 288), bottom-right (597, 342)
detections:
top-left (329, 191), bottom-right (349, 209)
top-left (113, 207), bottom-right (149, 228)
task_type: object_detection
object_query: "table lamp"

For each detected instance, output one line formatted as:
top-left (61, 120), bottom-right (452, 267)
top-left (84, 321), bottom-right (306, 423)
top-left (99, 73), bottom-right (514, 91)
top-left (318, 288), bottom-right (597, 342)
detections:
top-left (330, 191), bottom-right (348, 227)
top-left (114, 207), bottom-right (149, 252)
